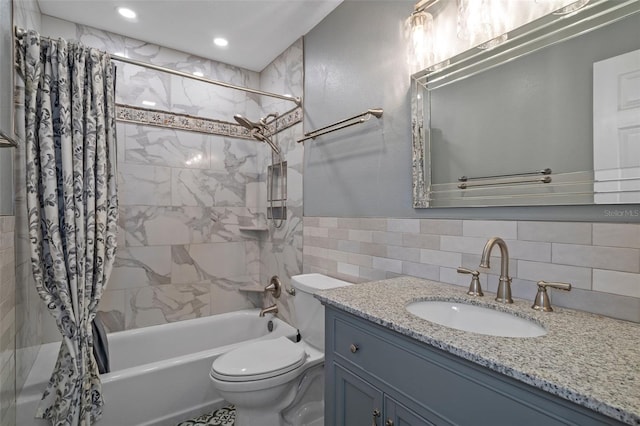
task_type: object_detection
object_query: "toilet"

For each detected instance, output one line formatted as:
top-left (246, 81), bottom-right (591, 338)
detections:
top-left (209, 273), bottom-right (351, 426)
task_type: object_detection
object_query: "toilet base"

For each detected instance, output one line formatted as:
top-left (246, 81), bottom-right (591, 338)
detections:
top-left (235, 407), bottom-right (284, 426)
top-left (219, 379), bottom-right (297, 426)
top-left (282, 365), bottom-right (324, 426)
top-left (217, 363), bottom-right (325, 426)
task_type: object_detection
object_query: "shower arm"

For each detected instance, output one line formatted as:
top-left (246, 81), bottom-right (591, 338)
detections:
top-left (260, 113), bottom-right (279, 126)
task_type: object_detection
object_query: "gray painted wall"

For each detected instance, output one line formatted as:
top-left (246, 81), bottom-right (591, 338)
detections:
top-left (304, 1), bottom-right (415, 217)
top-left (303, 1), bottom-right (640, 222)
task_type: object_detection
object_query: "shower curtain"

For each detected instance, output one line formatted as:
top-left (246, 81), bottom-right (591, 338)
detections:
top-left (16, 30), bottom-right (118, 425)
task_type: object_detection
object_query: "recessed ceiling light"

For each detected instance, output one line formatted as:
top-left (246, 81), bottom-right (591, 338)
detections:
top-left (193, 71), bottom-right (204, 77)
top-left (213, 37), bottom-right (229, 47)
top-left (142, 100), bottom-right (156, 107)
top-left (117, 7), bottom-right (137, 20)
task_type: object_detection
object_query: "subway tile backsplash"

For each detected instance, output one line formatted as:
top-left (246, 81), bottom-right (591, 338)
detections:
top-left (303, 217), bottom-right (640, 323)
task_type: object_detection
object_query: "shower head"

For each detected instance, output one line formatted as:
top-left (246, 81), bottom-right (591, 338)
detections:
top-left (234, 113), bottom-right (281, 155)
top-left (234, 114), bottom-right (261, 130)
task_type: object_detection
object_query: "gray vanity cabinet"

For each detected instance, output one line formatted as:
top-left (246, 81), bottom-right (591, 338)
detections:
top-left (333, 362), bottom-right (432, 426)
top-left (334, 364), bottom-right (384, 425)
top-left (324, 306), bottom-right (626, 426)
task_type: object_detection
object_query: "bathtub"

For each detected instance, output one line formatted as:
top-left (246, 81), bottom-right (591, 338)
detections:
top-left (17, 309), bottom-right (298, 426)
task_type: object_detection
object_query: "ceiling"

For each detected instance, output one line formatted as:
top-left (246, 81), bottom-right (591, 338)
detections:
top-left (37, 0), bottom-right (343, 72)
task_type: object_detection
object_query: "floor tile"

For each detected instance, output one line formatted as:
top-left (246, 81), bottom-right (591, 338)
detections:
top-left (176, 405), bottom-right (235, 426)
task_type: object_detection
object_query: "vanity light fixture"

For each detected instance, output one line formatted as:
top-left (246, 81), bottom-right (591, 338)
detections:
top-left (117, 7), bottom-right (137, 20)
top-left (457, 0), bottom-right (508, 50)
top-left (408, 0), bottom-right (439, 69)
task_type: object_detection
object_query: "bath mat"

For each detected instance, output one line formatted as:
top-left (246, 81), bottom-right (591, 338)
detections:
top-left (176, 405), bottom-right (235, 426)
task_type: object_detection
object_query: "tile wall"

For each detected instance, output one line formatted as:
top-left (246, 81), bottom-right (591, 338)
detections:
top-left (303, 217), bottom-right (640, 323)
top-left (257, 38), bottom-right (305, 326)
top-left (28, 16), bottom-right (304, 335)
top-left (36, 17), bottom-right (257, 334)
top-left (9, 4), bottom-right (304, 414)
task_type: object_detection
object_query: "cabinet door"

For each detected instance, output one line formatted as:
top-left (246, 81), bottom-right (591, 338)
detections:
top-left (384, 396), bottom-right (435, 426)
top-left (334, 364), bottom-right (384, 426)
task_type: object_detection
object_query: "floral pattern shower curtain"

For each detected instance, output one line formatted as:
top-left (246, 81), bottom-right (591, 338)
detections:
top-left (16, 30), bottom-right (118, 425)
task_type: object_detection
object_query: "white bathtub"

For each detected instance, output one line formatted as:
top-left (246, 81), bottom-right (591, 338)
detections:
top-left (17, 309), bottom-right (298, 426)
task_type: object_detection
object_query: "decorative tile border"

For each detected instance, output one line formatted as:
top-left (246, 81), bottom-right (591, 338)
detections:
top-left (268, 107), bottom-right (304, 135)
top-left (115, 103), bottom-right (303, 139)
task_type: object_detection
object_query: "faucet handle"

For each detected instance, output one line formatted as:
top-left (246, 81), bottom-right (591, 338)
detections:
top-left (265, 276), bottom-right (282, 298)
top-left (532, 280), bottom-right (572, 312)
top-left (457, 267), bottom-right (484, 297)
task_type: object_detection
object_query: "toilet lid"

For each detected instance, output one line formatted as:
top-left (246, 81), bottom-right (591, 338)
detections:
top-left (210, 337), bottom-right (306, 382)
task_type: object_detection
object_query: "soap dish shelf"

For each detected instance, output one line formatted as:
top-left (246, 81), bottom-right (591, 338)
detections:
top-left (238, 226), bottom-right (268, 232)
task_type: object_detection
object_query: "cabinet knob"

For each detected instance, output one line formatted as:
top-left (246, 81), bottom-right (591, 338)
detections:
top-left (386, 419), bottom-right (395, 426)
top-left (350, 343), bottom-right (359, 353)
top-left (371, 409), bottom-right (381, 426)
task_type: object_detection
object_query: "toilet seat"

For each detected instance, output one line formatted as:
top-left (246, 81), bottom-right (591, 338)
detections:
top-left (211, 337), bottom-right (306, 382)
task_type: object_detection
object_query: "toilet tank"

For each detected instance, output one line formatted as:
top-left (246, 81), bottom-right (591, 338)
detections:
top-left (291, 274), bottom-right (351, 351)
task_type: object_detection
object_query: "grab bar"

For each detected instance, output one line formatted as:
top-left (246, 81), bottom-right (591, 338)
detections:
top-left (458, 168), bottom-right (551, 182)
top-left (297, 108), bottom-right (383, 143)
top-left (458, 176), bottom-right (552, 189)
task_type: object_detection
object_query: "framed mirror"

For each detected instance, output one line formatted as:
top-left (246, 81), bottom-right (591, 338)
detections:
top-left (412, 0), bottom-right (640, 208)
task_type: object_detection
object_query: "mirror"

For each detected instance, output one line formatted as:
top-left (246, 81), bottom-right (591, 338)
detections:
top-left (412, 0), bottom-right (640, 208)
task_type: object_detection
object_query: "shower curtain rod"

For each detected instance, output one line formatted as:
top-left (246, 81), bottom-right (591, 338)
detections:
top-left (14, 27), bottom-right (302, 107)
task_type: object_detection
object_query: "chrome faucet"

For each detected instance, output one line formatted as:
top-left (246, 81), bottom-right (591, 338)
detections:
top-left (479, 237), bottom-right (513, 303)
top-left (259, 304), bottom-right (278, 317)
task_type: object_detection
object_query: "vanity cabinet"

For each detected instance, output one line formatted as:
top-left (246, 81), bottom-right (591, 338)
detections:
top-left (334, 363), bottom-right (432, 426)
top-left (324, 306), bottom-right (626, 426)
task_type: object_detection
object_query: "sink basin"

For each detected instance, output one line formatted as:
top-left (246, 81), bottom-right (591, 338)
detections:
top-left (406, 300), bottom-right (547, 338)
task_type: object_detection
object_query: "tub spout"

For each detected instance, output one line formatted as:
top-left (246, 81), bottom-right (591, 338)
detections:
top-left (259, 304), bottom-right (278, 317)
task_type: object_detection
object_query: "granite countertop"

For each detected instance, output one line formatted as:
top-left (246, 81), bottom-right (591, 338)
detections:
top-left (315, 276), bottom-right (640, 425)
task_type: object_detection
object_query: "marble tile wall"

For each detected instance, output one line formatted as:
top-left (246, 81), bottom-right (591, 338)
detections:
top-left (303, 217), bottom-right (640, 323)
top-left (258, 39), bottom-right (305, 327)
top-left (107, 121), bottom-right (265, 332)
top-left (0, 216), bottom-right (16, 426)
top-left (37, 16), bottom-right (304, 334)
